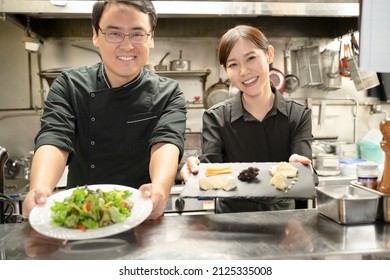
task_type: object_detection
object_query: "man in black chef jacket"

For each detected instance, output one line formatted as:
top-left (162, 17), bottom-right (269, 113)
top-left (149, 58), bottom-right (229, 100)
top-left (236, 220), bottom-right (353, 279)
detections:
top-left (22, 0), bottom-right (186, 220)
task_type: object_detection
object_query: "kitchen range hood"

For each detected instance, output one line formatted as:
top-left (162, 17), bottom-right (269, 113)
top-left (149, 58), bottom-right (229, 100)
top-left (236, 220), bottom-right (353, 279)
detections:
top-left (0, 0), bottom-right (359, 18)
top-left (0, 0), bottom-right (359, 38)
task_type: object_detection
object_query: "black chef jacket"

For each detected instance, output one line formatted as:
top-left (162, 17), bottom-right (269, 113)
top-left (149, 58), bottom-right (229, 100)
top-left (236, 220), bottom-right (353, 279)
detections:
top-left (35, 63), bottom-right (186, 189)
top-left (200, 89), bottom-right (313, 213)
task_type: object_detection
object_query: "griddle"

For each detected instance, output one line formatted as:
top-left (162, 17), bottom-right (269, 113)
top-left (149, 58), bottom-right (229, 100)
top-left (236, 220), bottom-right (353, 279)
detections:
top-left (180, 162), bottom-right (316, 199)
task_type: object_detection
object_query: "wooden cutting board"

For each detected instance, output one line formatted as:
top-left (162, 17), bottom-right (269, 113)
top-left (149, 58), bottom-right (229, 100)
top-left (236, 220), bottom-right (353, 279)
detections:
top-left (180, 162), bottom-right (316, 199)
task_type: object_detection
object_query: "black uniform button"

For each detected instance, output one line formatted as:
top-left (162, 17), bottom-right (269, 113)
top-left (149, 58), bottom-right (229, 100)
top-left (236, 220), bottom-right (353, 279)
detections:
top-left (91, 141), bottom-right (95, 146)
top-left (91, 93), bottom-right (95, 97)
top-left (91, 117), bottom-right (95, 122)
top-left (91, 164), bottom-right (95, 169)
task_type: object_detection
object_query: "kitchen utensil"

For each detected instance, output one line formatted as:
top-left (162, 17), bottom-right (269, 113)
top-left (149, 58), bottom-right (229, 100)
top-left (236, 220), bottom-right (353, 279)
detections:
top-left (346, 55), bottom-right (380, 91)
top-left (316, 185), bottom-right (380, 224)
top-left (327, 39), bottom-right (341, 79)
top-left (154, 52), bottom-right (170, 71)
top-left (170, 50), bottom-right (191, 71)
top-left (269, 63), bottom-right (285, 93)
top-left (351, 180), bottom-right (390, 223)
top-left (204, 53), bottom-right (229, 109)
top-left (283, 45), bottom-right (300, 94)
top-left (296, 45), bottom-right (323, 87)
top-left (339, 44), bottom-right (352, 77)
top-left (204, 78), bottom-right (230, 109)
top-left (317, 100), bottom-right (326, 130)
top-left (350, 32), bottom-right (359, 55)
top-left (321, 49), bottom-right (342, 90)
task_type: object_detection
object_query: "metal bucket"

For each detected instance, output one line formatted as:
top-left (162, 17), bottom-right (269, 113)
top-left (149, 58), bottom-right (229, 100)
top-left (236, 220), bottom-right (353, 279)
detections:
top-left (170, 50), bottom-right (191, 71)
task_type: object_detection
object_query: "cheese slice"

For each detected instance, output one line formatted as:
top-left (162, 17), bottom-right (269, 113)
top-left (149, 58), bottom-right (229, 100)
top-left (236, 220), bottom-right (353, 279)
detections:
top-left (199, 176), bottom-right (236, 191)
top-left (270, 173), bottom-right (287, 190)
top-left (269, 162), bottom-right (298, 178)
top-left (205, 165), bottom-right (233, 176)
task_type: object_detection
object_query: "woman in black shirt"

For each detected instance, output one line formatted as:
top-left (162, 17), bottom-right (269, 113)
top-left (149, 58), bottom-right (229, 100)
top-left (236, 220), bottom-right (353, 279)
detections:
top-left (181, 25), bottom-right (313, 213)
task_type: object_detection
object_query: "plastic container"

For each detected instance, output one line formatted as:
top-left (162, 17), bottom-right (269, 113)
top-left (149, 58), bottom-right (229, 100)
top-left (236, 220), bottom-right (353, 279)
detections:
top-left (315, 153), bottom-right (340, 176)
top-left (356, 162), bottom-right (379, 190)
top-left (358, 128), bottom-right (385, 164)
top-left (359, 140), bottom-right (385, 164)
top-left (339, 158), bottom-right (366, 177)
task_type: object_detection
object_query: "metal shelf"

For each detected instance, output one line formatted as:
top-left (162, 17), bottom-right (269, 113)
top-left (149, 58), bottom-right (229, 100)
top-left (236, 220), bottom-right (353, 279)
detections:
top-left (156, 69), bottom-right (211, 78)
top-left (186, 103), bottom-right (204, 109)
top-left (157, 69), bottom-right (211, 97)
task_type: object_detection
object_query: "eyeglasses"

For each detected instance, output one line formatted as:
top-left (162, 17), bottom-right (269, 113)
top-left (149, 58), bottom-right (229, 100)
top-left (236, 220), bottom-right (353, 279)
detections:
top-left (99, 27), bottom-right (151, 44)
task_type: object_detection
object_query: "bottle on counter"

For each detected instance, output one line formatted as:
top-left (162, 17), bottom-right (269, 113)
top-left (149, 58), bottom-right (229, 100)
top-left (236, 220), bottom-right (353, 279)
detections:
top-left (356, 161), bottom-right (379, 190)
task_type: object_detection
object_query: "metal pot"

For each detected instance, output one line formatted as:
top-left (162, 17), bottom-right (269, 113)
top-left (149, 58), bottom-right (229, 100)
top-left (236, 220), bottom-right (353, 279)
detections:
top-left (170, 50), bottom-right (191, 71)
top-left (154, 52), bottom-right (170, 71)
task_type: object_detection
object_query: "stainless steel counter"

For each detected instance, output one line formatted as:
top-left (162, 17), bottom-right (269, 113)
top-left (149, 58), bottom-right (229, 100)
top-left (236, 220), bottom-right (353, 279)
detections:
top-left (1, 209), bottom-right (390, 260)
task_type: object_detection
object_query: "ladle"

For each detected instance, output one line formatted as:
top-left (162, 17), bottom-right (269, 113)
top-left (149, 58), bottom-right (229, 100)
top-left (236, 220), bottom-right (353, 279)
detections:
top-left (327, 39), bottom-right (341, 79)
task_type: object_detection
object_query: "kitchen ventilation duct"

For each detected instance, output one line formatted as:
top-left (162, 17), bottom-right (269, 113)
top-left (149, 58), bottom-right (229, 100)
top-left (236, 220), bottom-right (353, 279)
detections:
top-left (0, 0), bottom-right (360, 18)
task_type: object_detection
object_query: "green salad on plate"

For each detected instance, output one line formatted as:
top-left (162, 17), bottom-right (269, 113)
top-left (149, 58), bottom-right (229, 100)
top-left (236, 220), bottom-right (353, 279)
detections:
top-left (50, 186), bottom-right (133, 231)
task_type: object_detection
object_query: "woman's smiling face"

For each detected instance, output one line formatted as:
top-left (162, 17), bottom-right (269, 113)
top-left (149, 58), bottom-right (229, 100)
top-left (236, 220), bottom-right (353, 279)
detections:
top-left (225, 38), bottom-right (274, 97)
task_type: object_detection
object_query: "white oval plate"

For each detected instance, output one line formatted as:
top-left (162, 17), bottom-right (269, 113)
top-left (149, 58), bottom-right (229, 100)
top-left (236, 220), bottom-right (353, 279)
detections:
top-left (29, 184), bottom-right (152, 240)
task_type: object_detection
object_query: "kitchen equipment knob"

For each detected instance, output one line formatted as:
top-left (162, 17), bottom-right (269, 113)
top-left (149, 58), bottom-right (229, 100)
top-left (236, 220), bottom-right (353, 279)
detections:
top-left (175, 198), bottom-right (185, 211)
top-left (4, 160), bottom-right (19, 179)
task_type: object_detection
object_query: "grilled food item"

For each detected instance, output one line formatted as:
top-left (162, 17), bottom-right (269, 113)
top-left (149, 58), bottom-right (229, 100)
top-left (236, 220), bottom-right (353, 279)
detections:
top-left (199, 175), bottom-right (237, 191)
